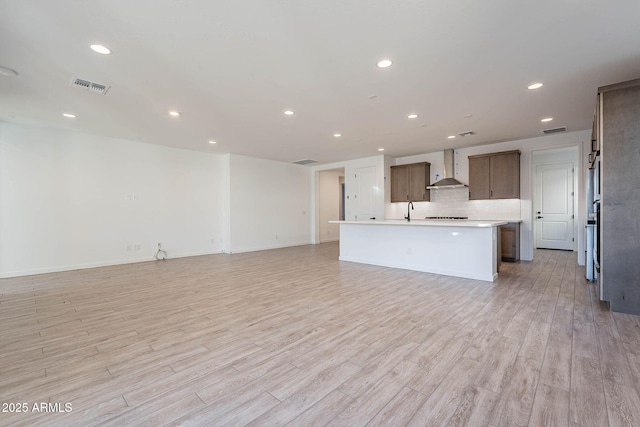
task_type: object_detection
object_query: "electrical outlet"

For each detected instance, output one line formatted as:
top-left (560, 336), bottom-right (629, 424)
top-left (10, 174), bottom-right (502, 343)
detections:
top-left (134, 244), bottom-right (141, 251)
top-left (127, 245), bottom-right (132, 251)
top-left (275, 234), bottom-right (278, 239)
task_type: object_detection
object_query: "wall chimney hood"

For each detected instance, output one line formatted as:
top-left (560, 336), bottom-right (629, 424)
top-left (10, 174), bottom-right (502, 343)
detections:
top-left (427, 149), bottom-right (468, 189)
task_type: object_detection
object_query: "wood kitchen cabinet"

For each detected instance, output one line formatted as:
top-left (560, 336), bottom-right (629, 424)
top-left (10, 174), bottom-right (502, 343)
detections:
top-left (468, 155), bottom-right (490, 199)
top-left (501, 222), bottom-right (520, 262)
top-left (468, 150), bottom-right (521, 200)
top-left (390, 162), bottom-right (430, 202)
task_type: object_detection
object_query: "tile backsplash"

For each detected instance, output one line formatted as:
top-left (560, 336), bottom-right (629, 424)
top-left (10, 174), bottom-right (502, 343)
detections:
top-left (431, 187), bottom-right (470, 203)
top-left (386, 187), bottom-right (521, 220)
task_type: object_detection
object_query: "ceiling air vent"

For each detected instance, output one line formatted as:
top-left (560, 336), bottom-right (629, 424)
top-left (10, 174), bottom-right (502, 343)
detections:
top-left (543, 126), bottom-right (567, 135)
top-left (458, 131), bottom-right (476, 137)
top-left (292, 159), bottom-right (317, 165)
top-left (71, 78), bottom-right (110, 95)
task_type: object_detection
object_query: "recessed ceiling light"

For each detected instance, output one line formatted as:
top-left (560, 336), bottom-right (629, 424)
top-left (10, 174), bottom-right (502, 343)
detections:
top-left (208, 140), bottom-right (217, 144)
top-left (62, 113), bottom-right (76, 118)
top-left (407, 114), bottom-right (418, 119)
top-left (419, 123), bottom-right (428, 127)
top-left (169, 110), bottom-right (181, 117)
top-left (90, 44), bottom-right (111, 55)
top-left (527, 82), bottom-right (544, 90)
top-left (284, 110), bottom-right (294, 116)
top-left (384, 131), bottom-right (392, 135)
top-left (368, 94), bottom-right (378, 99)
top-left (377, 59), bottom-right (393, 68)
top-left (378, 148), bottom-right (385, 152)
top-left (0, 66), bottom-right (18, 76)
top-left (463, 114), bottom-right (473, 118)
top-left (541, 117), bottom-right (553, 122)
top-left (333, 133), bottom-right (341, 138)
top-left (447, 135), bottom-right (456, 139)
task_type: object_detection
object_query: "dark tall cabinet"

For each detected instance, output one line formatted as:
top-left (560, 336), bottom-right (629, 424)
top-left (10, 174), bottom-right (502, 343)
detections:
top-left (596, 78), bottom-right (640, 315)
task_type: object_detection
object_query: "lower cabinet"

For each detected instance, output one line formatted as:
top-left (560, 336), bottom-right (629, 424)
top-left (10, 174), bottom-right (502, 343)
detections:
top-left (501, 222), bottom-right (520, 262)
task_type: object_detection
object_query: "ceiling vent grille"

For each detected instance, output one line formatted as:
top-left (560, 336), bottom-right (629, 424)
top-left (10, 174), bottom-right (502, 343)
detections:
top-left (458, 131), bottom-right (476, 137)
top-left (71, 78), bottom-right (110, 95)
top-left (543, 126), bottom-right (567, 135)
top-left (292, 159), bottom-right (317, 165)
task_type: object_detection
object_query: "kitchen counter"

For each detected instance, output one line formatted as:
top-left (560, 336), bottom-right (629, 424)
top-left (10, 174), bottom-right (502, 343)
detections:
top-left (330, 219), bottom-right (507, 281)
top-left (334, 219), bottom-right (508, 228)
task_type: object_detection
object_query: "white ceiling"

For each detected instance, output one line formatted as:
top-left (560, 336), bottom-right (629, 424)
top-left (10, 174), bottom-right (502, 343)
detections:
top-left (1, 0), bottom-right (640, 165)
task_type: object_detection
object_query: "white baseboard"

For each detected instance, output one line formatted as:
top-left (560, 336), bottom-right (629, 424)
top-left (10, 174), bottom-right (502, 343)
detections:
top-left (0, 250), bottom-right (224, 279)
top-left (220, 241), bottom-right (311, 254)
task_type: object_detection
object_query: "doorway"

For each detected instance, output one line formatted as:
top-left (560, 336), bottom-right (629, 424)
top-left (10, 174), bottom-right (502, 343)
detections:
top-left (533, 147), bottom-right (578, 250)
top-left (317, 168), bottom-right (345, 243)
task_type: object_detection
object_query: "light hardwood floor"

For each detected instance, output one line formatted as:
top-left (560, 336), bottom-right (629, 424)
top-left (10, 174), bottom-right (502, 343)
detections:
top-left (1, 243), bottom-right (640, 426)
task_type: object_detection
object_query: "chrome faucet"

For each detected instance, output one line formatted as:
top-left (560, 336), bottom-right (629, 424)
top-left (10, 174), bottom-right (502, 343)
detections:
top-left (405, 201), bottom-right (414, 222)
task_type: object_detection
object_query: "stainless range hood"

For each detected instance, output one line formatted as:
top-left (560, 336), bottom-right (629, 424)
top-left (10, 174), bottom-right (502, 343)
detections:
top-left (427, 149), bottom-right (467, 189)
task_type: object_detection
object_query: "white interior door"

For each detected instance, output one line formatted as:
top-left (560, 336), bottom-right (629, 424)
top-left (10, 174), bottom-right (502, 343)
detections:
top-left (535, 162), bottom-right (575, 250)
top-left (355, 166), bottom-right (376, 220)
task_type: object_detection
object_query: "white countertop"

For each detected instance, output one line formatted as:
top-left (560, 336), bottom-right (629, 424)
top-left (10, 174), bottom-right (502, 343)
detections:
top-left (330, 219), bottom-right (508, 228)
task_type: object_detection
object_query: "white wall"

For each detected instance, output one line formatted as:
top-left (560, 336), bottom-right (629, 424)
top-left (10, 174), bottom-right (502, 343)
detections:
top-left (0, 122), bottom-right (225, 277)
top-left (227, 154), bottom-right (311, 253)
top-left (220, 153), bottom-right (232, 252)
top-left (317, 169), bottom-right (343, 242)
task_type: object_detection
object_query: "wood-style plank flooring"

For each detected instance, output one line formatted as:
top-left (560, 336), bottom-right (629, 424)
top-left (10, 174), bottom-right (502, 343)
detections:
top-left (1, 243), bottom-right (640, 426)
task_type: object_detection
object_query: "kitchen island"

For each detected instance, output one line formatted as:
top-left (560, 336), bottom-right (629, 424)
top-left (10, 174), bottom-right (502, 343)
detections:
top-left (330, 219), bottom-right (508, 281)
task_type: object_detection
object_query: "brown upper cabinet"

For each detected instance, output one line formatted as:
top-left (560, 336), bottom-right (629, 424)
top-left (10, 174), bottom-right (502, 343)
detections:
top-left (390, 162), bottom-right (431, 202)
top-left (468, 150), bottom-right (521, 200)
